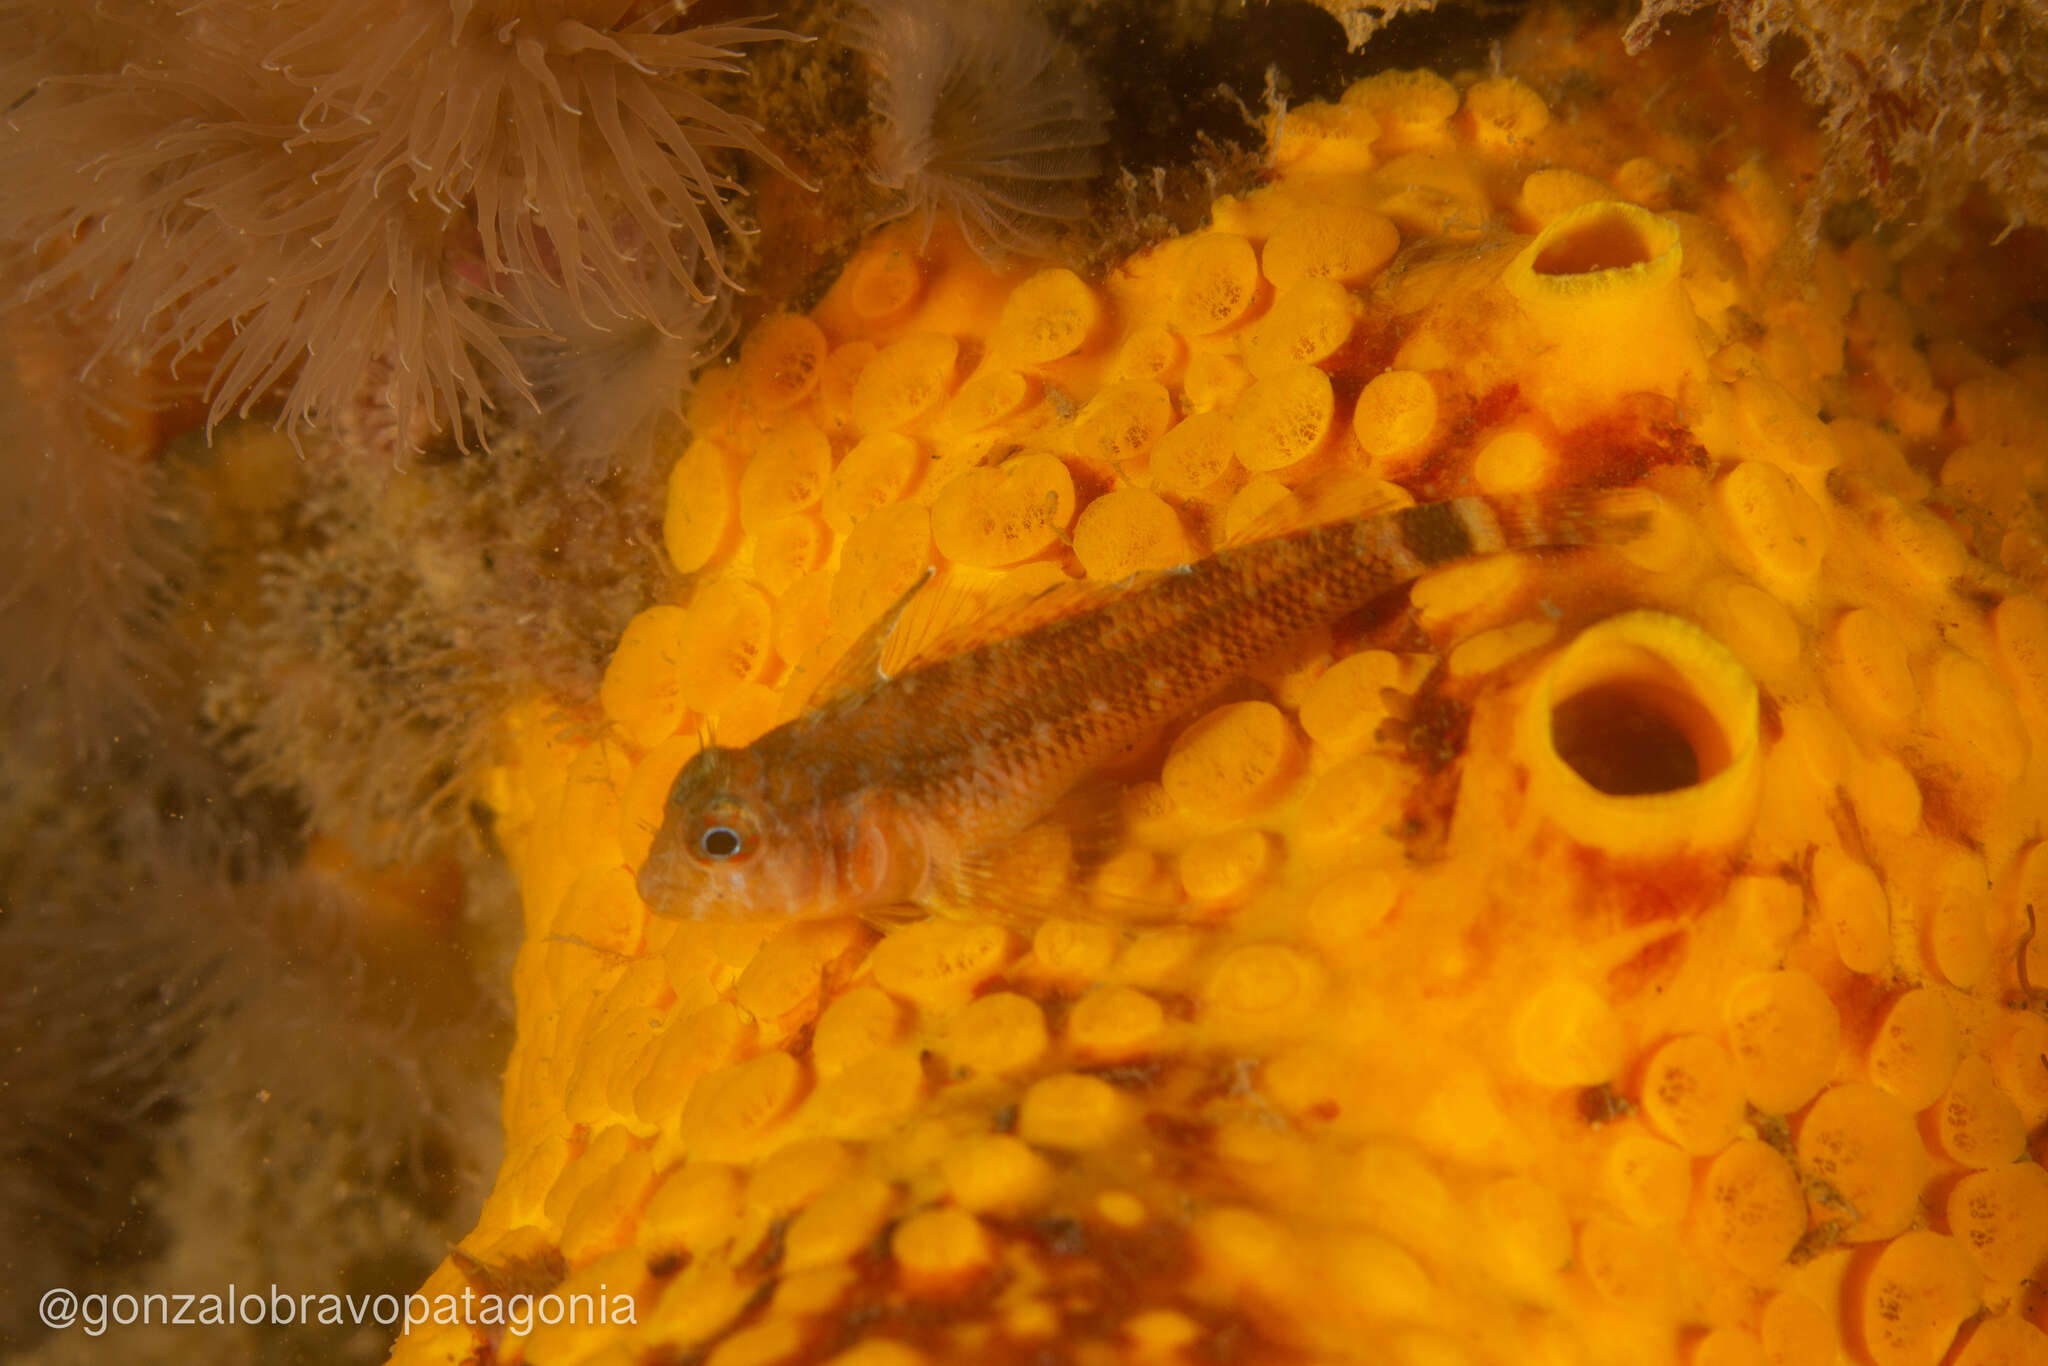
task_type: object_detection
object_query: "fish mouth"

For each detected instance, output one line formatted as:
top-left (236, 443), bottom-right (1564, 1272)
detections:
top-left (635, 846), bottom-right (708, 918)
top-left (638, 846), bottom-right (801, 919)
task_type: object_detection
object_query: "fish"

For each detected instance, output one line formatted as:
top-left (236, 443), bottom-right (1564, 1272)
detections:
top-left (636, 486), bottom-right (1653, 920)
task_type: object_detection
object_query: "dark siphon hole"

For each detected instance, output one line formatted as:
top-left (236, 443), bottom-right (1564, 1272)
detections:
top-left (1550, 680), bottom-right (1718, 795)
top-left (1532, 212), bottom-right (1655, 276)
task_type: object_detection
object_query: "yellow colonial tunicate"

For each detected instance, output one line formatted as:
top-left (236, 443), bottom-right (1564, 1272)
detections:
top-left (832, 499), bottom-right (931, 629)
top-left (600, 606), bottom-right (694, 750)
top-left (892, 1208), bottom-right (993, 1287)
top-left (1066, 985), bottom-right (1168, 1061)
top-left (944, 991), bottom-right (1049, 1075)
top-left (1518, 168), bottom-right (1614, 226)
top-left (1513, 979), bottom-right (1623, 1086)
top-left (414, 19), bottom-right (2048, 1366)
top-left (1297, 649), bottom-right (1416, 753)
top-left (1797, 1083), bottom-right (1932, 1242)
top-left (1149, 410), bottom-right (1235, 496)
top-left (928, 451), bottom-right (1075, 567)
top-left (1344, 69), bottom-right (1459, 151)
top-left (1459, 77), bottom-right (1549, 151)
top-left (1946, 1162), bottom-right (2048, 1284)
top-left (1714, 459), bottom-right (1830, 598)
top-left (1868, 986), bottom-right (1962, 1109)
top-left (1516, 610), bottom-right (1762, 857)
top-left (1352, 369), bottom-right (1439, 472)
top-left (1500, 200), bottom-right (1710, 424)
top-left (1260, 201), bottom-right (1400, 290)
top-left (822, 432), bottom-right (922, 533)
top-left (678, 579), bottom-right (775, 716)
top-left (1601, 1129), bottom-right (1692, 1228)
top-left (1640, 1033), bottom-right (1744, 1154)
top-left (1992, 1008), bottom-right (2048, 1127)
top-left (1699, 1140), bottom-right (1805, 1275)
top-left (1232, 365), bottom-right (1335, 472)
top-left (943, 1133), bottom-right (1054, 1215)
top-left (1720, 969), bottom-right (1839, 1113)
top-left (942, 370), bottom-right (1038, 439)
top-left (1241, 279), bottom-right (1360, 377)
top-left (852, 333), bottom-right (958, 434)
top-left (1177, 829), bottom-right (1277, 906)
top-left (753, 513), bottom-right (828, 595)
top-left (869, 919), bottom-right (1015, 1012)
top-left (737, 313), bottom-right (829, 416)
top-left (1171, 233), bottom-right (1262, 334)
top-left (1472, 428), bottom-right (1554, 494)
top-left (845, 243), bottom-right (924, 323)
top-left (1856, 1233), bottom-right (1982, 1366)
top-left (1110, 323), bottom-right (1184, 385)
top-left (1073, 489), bottom-right (1194, 579)
top-left (664, 436), bottom-right (741, 573)
top-left (1934, 1056), bottom-right (2027, 1168)
top-left (1161, 701), bottom-right (1303, 818)
top-left (738, 417), bottom-right (831, 530)
top-left (994, 267), bottom-right (1102, 364)
top-left (1017, 1073), bottom-right (1133, 1149)
top-left (1074, 380), bottom-right (1176, 472)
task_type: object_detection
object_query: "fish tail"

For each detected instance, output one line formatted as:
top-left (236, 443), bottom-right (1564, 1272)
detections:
top-left (1414, 487), bottom-right (1660, 564)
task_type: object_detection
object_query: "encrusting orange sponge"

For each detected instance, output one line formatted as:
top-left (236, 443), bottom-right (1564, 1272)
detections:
top-left (400, 15), bottom-right (2048, 1366)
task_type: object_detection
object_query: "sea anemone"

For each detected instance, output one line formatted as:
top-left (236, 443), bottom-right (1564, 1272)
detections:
top-left (3, 48), bottom-right (527, 447)
top-left (507, 238), bottom-right (735, 476)
top-left (0, 283), bottom-right (188, 757)
top-left (2, 0), bottom-right (790, 450)
top-left (250, 0), bottom-right (792, 320)
top-left (844, 0), bottom-right (1112, 262)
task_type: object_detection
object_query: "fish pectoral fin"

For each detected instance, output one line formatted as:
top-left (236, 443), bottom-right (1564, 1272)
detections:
top-left (937, 819), bottom-right (1083, 923)
top-left (939, 781), bottom-right (1190, 926)
top-left (856, 902), bottom-right (932, 934)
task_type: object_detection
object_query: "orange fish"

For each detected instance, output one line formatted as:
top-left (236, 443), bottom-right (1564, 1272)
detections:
top-left (637, 488), bottom-right (1650, 920)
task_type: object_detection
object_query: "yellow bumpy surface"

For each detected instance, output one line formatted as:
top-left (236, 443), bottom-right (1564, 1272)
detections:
top-left (399, 21), bottom-right (2048, 1366)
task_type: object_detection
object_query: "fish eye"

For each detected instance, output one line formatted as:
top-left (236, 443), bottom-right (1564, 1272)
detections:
top-left (682, 790), bottom-right (759, 867)
top-left (699, 825), bottom-right (746, 861)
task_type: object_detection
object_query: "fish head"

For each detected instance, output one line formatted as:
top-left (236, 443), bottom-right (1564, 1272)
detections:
top-left (637, 744), bottom-right (804, 917)
top-left (636, 743), bottom-right (926, 918)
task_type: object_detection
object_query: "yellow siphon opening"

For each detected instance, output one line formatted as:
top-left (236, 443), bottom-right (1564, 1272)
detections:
top-left (1530, 206), bottom-right (1658, 276)
top-left (1549, 677), bottom-right (1725, 795)
top-left (1517, 612), bottom-right (1761, 855)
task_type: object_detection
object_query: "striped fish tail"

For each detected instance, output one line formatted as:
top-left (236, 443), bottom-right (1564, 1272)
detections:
top-left (1439, 487), bottom-right (1660, 560)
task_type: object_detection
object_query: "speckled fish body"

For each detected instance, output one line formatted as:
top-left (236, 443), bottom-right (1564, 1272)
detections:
top-left (638, 491), bottom-right (1647, 919)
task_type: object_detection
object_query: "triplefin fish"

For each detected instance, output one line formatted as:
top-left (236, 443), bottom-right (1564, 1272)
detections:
top-left (637, 488), bottom-right (1653, 920)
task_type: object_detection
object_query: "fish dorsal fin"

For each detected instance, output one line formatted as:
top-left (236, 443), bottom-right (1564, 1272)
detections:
top-left (876, 563), bottom-right (1145, 680)
top-left (1228, 469), bottom-right (1415, 545)
top-left (797, 566), bottom-right (1059, 715)
top-left (801, 564), bottom-right (1093, 712)
top-left (874, 568), bottom-right (1021, 677)
top-left (805, 566), bottom-right (938, 709)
